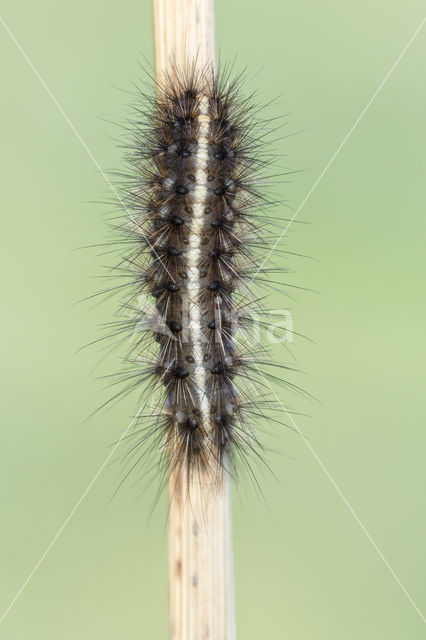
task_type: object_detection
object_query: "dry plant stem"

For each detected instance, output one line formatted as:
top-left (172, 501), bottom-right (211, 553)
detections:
top-left (152, 1), bottom-right (235, 639)
top-left (168, 469), bottom-right (235, 640)
top-left (152, 0), bottom-right (215, 81)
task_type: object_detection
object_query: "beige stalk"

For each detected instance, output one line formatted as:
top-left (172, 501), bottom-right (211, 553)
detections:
top-left (151, 1), bottom-right (236, 639)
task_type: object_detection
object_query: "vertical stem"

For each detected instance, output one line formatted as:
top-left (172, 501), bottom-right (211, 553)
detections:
top-left (151, 2), bottom-right (235, 638)
top-left (168, 467), bottom-right (235, 640)
top-left (152, 0), bottom-right (215, 81)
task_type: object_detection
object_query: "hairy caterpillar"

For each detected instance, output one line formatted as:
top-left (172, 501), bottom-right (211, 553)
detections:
top-left (102, 63), bottom-right (295, 493)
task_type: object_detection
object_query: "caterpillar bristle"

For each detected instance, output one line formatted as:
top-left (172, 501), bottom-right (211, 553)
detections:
top-left (97, 62), bottom-right (298, 492)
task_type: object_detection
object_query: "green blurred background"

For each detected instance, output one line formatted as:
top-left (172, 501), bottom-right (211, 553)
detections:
top-left (1, 1), bottom-right (425, 638)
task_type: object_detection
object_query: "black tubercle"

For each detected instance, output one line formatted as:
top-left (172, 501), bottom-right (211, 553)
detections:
top-left (175, 184), bottom-right (188, 195)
